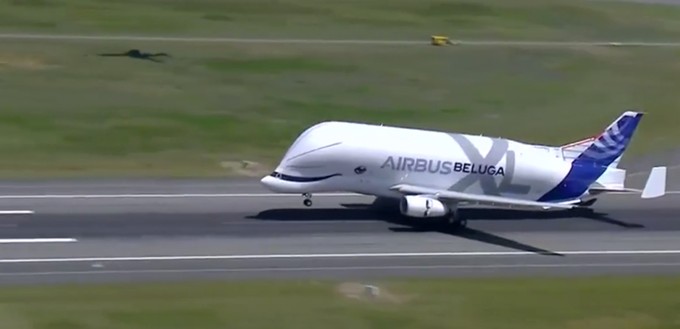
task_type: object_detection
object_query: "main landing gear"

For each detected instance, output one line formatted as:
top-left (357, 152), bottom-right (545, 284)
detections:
top-left (446, 208), bottom-right (467, 229)
top-left (303, 193), bottom-right (312, 207)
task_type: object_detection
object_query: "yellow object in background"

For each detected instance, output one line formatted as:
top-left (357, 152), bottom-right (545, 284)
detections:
top-left (431, 35), bottom-right (451, 46)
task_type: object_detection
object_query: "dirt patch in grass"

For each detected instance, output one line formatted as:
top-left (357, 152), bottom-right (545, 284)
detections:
top-left (219, 160), bottom-right (270, 177)
top-left (0, 53), bottom-right (53, 70)
top-left (336, 282), bottom-right (415, 304)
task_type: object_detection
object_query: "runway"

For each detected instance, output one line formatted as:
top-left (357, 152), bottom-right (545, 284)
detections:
top-left (1, 179), bottom-right (680, 285)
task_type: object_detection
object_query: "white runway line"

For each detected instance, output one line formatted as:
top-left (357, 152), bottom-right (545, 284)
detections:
top-left (0, 193), bottom-right (360, 199)
top-left (0, 238), bottom-right (77, 244)
top-left (0, 210), bottom-right (34, 215)
top-left (0, 33), bottom-right (423, 44)
top-left (3, 250), bottom-right (680, 263)
top-left (1, 191), bottom-right (676, 199)
top-left (2, 33), bottom-right (680, 47)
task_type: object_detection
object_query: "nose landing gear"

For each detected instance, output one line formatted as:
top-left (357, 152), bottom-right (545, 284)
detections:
top-left (303, 193), bottom-right (312, 207)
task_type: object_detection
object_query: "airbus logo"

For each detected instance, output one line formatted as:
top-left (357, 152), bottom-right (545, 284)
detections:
top-left (380, 156), bottom-right (505, 176)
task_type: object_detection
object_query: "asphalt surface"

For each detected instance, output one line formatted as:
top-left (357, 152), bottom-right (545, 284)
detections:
top-left (0, 174), bottom-right (680, 285)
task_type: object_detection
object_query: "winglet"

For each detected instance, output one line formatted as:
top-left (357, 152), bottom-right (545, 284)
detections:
top-left (641, 166), bottom-right (667, 199)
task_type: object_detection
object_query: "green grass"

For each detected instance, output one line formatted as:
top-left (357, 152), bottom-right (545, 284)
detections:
top-left (4, 0), bottom-right (680, 40)
top-left (2, 0), bottom-right (680, 177)
top-left (1, 277), bottom-right (680, 329)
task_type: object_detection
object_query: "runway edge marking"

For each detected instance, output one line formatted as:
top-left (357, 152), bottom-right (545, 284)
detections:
top-left (0, 238), bottom-right (77, 244)
top-left (4, 250), bottom-right (680, 263)
top-left (4, 33), bottom-right (680, 47)
top-left (0, 193), bottom-right (360, 199)
top-left (0, 210), bottom-right (34, 214)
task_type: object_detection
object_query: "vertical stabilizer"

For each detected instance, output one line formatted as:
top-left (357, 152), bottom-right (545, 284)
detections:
top-left (573, 111), bottom-right (643, 167)
top-left (540, 111), bottom-right (644, 202)
top-left (561, 137), bottom-right (623, 168)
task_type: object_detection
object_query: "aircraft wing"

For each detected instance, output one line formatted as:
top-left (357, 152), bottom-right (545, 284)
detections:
top-left (389, 184), bottom-right (577, 210)
top-left (390, 166), bottom-right (668, 210)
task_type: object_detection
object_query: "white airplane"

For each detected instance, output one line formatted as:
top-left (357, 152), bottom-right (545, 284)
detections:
top-left (260, 110), bottom-right (667, 228)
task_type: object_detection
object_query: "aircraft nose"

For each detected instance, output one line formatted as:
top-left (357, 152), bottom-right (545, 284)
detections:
top-left (260, 174), bottom-right (286, 192)
top-left (260, 175), bottom-right (274, 188)
top-left (260, 172), bottom-right (301, 193)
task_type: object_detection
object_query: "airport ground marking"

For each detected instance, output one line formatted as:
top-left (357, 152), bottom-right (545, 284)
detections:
top-left (0, 190), bottom-right (676, 199)
top-left (4, 250), bottom-right (680, 263)
top-left (3, 33), bottom-right (680, 47)
top-left (0, 238), bottom-right (77, 244)
top-left (0, 193), bottom-right (360, 199)
top-left (0, 210), bottom-right (34, 215)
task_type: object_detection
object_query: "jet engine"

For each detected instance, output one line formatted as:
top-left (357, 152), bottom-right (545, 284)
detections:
top-left (399, 195), bottom-right (449, 218)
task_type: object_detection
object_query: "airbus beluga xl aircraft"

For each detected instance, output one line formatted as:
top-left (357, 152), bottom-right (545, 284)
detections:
top-left (260, 111), bottom-right (667, 228)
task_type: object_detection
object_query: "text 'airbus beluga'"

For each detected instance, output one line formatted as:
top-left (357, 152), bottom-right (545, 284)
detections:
top-left (260, 111), bottom-right (667, 228)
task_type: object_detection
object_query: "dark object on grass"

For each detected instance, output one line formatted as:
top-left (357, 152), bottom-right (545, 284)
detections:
top-left (98, 49), bottom-right (171, 62)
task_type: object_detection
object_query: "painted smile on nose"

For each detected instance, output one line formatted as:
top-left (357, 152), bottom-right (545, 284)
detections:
top-left (268, 171), bottom-right (342, 182)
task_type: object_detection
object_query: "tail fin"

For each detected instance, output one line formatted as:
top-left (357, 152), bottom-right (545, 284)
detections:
top-left (560, 136), bottom-right (598, 162)
top-left (539, 111), bottom-right (644, 202)
top-left (563, 111), bottom-right (643, 168)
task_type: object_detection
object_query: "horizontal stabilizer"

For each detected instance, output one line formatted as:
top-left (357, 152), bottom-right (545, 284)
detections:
top-left (641, 166), bottom-right (666, 199)
top-left (588, 186), bottom-right (641, 194)
top-left (390, 184), bottom-right (576, 210)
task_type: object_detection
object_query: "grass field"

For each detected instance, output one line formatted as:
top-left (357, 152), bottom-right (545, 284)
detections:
top-left (2, 0), bottom-right (680, 177)
top-left (4, 0), bottom-right (680, 40)
top-left (1, 277), bottom-right (679, 329)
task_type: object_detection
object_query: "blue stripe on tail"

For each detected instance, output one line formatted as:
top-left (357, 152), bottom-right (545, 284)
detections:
top-left (538, 111), bottom-right (644, 202)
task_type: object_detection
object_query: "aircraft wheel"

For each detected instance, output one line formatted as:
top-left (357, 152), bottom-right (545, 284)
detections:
top-left (452, 218), bottom-right (467, 229)
top-left (446, 209), bottom-right (467, 229)
top-left (302, 193), bottom-right (313, 207)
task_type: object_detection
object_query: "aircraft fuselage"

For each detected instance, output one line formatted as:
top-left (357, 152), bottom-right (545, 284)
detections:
top-left (261, 121), bottom-right (579, 203)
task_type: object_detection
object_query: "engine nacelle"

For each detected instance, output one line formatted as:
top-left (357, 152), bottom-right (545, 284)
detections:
top-left (399, 195), bottom-right (449, 218)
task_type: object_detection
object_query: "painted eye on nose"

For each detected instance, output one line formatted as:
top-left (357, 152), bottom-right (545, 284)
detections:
top-left (354, 166), bottom-right (366, 174)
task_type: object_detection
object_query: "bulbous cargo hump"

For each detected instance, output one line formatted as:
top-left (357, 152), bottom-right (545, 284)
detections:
top-left (279, 121), bottom-right (358, 168)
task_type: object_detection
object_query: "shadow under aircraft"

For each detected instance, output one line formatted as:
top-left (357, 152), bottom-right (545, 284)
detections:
top-left (98, 49), bottom-right (171, 62)
top-left (248, 197), bottom-right (645, 256)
